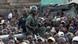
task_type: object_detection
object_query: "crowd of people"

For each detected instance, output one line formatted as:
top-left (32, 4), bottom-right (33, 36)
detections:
top-left (0, 6), bottom-right (78, 44)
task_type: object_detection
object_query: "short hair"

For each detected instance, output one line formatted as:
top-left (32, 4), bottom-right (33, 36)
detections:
top-left (72, 40), bottom-right (78, 44)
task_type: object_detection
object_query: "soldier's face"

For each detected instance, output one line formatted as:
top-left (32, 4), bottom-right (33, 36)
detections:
top-left (33, 11), bottom-right (37, 16)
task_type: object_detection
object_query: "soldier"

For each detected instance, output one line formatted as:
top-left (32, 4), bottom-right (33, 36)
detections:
top-left (18, 11), bottom-right (28, 33)
top-left (26, 8), bottom-right (38, 35)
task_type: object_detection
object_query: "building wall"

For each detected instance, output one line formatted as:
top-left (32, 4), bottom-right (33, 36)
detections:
top-left (0, 0), bottom-right (6, 3)
top-left (0, 0), bottom-right (40, 17)
top-left (7, 0), bottom-right (40, 3)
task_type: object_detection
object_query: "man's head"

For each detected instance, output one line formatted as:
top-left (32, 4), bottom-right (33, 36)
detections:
top-left (58, 31), bottom-right (64, 37)
top-left (72, 40), bottom-right (78, 44)
top-left (8, 39), bottom-right (15, 44)
top-left (22, 10), bottom-right (28, 17)
top-left (8, 32), bottom-right (14, 39)
top-left (30, 5), bottom-right (38, 16)
top-left (47, 37), bottom-right (55, 44)
top-left (72, 36), bottom-right (78, 44)
top-left (37, 37), bottom-right (44, 42)
top-left (26, 35), bottom-right (33, 42)
top-left (30, 10), bottom-right (37, 16)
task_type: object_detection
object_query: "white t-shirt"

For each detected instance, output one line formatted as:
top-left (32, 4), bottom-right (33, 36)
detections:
top-left (0, 20), bottom-right (5, 24)
top-left (8, 12), bottom-right (13, 19)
